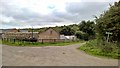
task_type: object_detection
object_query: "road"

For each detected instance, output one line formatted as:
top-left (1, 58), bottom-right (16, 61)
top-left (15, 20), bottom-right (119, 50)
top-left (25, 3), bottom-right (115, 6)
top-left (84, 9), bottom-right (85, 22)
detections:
top-left (2, 43), bottom-right (118, 66)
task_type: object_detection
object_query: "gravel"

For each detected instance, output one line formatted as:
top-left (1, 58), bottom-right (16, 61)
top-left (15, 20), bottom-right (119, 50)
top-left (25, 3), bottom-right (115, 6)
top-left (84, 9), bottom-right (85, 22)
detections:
top-left (2, 43), bottom-right (118, 66)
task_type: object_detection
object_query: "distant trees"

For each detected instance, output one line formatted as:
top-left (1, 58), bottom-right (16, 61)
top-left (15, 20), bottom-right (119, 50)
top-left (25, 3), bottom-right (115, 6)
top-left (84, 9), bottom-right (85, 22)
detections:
top-left (76, 20), bottom-right (95, 40)
top-left (71, 24), bottom-right (79, 32)
top-left (60, 26), bottom-right (75, 35)
top-left (79, 20), bottom-right (95, 36)
top-left (75, 31), bottom-right (89, 41)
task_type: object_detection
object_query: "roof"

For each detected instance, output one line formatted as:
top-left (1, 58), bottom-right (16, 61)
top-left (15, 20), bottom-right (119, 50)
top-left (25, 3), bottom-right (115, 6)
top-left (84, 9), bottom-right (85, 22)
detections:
top-left (0, 29), bottom-right (12, 33)
top-left (38, 27), bottom-right (59, 34)
top-left (19, 30), bottom-right (28, 32)
top-left (60, 35), bottom-right (76, 40)
top-left (60, 35), bottom-right (67, 39)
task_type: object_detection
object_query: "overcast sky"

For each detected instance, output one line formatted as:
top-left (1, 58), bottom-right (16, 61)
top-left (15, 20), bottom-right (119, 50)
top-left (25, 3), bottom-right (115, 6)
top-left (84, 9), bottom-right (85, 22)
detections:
top-left (0, 0), bottom-right (119, 29)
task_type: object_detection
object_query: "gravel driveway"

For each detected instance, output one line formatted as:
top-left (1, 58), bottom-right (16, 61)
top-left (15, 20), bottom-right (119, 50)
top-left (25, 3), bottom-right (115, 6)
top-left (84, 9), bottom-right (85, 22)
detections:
top-left (2, 43), bottom-right (118, 66)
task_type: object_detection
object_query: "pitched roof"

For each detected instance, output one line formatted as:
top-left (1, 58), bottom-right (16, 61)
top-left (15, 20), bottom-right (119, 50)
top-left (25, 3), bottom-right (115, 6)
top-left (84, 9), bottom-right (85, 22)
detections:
top-left (38, 27), bottom-right (59, 34)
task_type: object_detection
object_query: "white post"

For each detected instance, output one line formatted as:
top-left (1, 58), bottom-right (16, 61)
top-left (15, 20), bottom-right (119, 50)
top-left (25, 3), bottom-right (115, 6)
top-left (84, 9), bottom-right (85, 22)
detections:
top-left (106, 32), bottom-right (112, 42)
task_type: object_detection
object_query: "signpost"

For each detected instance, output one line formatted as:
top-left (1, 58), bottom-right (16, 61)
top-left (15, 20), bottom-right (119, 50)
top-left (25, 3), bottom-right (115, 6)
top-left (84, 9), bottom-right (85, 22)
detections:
top-left (106, 32), bottom-right (112, 42)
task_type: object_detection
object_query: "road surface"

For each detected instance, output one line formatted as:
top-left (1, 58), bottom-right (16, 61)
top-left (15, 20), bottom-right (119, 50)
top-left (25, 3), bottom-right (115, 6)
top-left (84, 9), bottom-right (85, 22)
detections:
top-left (2, 43), bottom-right (118, 66)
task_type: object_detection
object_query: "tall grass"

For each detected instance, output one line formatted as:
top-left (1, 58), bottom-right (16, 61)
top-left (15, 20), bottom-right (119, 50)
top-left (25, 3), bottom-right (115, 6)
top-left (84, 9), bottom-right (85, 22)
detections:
top-left (80, 39), bottom-right (120, 59)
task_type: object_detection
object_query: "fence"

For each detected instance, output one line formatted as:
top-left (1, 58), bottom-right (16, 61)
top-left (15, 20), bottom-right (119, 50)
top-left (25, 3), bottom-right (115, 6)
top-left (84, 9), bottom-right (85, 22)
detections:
top-left (37, 39), bottom-right (67, 43)
top-left (2, 38), bottom-right (72, 44)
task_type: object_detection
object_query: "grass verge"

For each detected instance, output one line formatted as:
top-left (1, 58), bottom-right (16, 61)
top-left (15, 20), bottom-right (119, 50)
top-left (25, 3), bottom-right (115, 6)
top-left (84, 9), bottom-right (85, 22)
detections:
top-left (2, 40), bottom-right (83, 47)
top-left (0, 39), bottom-right (2, 44)
top-left (79, 39), bottom-right (120, 59)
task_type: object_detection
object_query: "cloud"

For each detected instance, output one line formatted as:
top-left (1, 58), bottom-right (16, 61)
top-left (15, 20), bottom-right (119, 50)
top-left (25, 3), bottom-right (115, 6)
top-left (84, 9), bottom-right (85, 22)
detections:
top-left (65, 2), bottom-right (110, 21)
top-left (0, 0), bottom-right (118, 29)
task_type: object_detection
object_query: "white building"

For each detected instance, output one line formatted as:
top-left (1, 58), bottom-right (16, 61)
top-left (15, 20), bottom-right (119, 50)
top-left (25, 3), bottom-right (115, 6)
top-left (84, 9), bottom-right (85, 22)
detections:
top-left (60, 35), bottom-right (77, 40)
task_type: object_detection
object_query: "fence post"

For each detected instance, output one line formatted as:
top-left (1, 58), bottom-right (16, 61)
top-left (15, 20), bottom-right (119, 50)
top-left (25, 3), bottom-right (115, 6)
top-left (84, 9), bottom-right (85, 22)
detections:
top-left (42, 39), bottom-right (43, 44)
top-left (54, 39), bottom-right (55, 43)
top-left (7, 38), bottom-right (8, 42)
top-left (2, 38), bottom-right (3, 41)
top-left (13, 39), bottom-right (15, 43)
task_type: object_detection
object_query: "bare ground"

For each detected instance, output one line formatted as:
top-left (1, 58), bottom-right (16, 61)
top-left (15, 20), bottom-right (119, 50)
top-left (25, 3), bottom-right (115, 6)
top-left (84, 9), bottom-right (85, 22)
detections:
top-left (2, 43), bottom-right (118, 66)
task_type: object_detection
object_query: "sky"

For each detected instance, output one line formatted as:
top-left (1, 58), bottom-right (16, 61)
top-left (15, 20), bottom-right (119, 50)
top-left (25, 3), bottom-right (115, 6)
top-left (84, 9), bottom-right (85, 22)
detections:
top-left (0, 0), bottom-right (119, 29)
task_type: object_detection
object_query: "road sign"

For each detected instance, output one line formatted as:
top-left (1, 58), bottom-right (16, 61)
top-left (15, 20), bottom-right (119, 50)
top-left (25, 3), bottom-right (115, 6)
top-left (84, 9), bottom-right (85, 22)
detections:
top-left (106, 32), bottom-right (112, 42)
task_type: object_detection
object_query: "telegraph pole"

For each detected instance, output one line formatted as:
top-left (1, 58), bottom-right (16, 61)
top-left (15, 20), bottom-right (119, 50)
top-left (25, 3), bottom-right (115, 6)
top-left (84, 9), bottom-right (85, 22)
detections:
top-left (32, 26), bottom-right (33, 39)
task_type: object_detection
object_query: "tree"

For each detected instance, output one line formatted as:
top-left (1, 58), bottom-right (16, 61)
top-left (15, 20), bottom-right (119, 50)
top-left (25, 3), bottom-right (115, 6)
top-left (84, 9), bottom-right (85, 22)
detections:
top-left (60, 26), bottom-right (75, 35)
top-left (79, 20), bottom-right (95, 40)
top-left (95, 1), bottom-right (120, 44)
top-left (75, 31), bottom-right (89, 41)
top-left (71, 24), bottom-right (79, 32)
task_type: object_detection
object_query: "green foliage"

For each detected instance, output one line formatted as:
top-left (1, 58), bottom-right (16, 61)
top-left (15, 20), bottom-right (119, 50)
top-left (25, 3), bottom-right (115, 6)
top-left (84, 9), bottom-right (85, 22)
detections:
top-left (60, 26), bottom-right (75, 35)
top-left (0, 39), bottom-right (2, 44)
top-left (80, 2), bottom-right (120, 59)
top-left (71, 24), bottom-right (79, 32)
top-left (79, 20), bottom-right (95, 35)
top-left (95, 1), bottom-right (120, 44)
top-left (80, 40), bottom-right (120, 59)
top-left (75, 31), bottom-right (89, 41)
top-left (78, 20), bottom-right (95, 40)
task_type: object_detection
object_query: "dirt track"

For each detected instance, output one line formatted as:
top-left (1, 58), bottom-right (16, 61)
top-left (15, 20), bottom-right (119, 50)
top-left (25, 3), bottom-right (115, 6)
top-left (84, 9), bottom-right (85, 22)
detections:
top-left (2, 43), bottom-right (118, 66)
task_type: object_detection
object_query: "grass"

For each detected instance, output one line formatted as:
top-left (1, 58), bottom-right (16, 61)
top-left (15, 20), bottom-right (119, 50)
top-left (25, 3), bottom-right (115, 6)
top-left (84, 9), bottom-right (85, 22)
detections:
top-left (0, 39), bottom-right (2, 44)
top-left (79, 39), bottom-right (120, 59)
top-left (2, 39), bottom-right (83, 47)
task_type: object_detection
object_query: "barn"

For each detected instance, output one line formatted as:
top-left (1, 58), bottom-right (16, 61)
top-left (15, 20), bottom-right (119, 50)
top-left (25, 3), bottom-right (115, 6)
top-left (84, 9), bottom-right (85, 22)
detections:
top-left (38, 28), bottom-right (61, 42)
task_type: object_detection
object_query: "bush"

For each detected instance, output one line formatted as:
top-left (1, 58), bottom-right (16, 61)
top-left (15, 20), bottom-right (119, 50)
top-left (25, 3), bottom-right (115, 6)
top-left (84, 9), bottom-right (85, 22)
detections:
top-left (80, 39), bottom-right (120, 59)
top-left (75, 31), bottom-right (89, 41)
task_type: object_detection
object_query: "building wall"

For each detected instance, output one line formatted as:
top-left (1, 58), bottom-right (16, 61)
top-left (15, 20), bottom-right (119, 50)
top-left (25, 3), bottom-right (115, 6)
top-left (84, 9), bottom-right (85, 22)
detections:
top-left (3, 32), bottom-right (38, 39)
top-left (38, 28), bottom-right (60, 42)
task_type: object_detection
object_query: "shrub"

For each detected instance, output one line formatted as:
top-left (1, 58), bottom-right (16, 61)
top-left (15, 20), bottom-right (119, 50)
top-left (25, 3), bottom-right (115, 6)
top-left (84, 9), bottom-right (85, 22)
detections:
top-left (75, 31), bottom-right (89, 41)
top-left (80, 39), bottom-right (120, 59)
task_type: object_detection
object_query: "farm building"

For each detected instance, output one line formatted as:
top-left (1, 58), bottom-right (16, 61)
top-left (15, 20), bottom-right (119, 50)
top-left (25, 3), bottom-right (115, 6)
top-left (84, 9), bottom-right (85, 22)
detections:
top-left (2, 28), bottom-right (62, 42)
top-left (3, 32), bottom-right (38, 39)
top-left (60, 35), bottom-right (77, 41)
top-left (37, 28), bottom-right (65, 42)
top-left (2, 28), bottom-right (77, 42)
